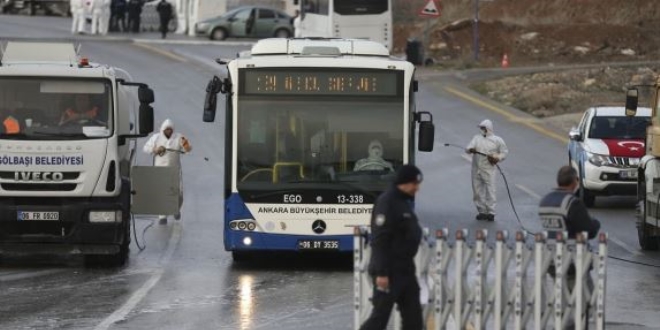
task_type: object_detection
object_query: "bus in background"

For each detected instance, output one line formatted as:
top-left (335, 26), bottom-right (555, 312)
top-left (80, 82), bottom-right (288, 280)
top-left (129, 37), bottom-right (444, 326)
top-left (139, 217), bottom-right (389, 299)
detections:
top-left (203, 38), bottom-right (434, 262)
top-left (285, 0), bottom-right (392, 51)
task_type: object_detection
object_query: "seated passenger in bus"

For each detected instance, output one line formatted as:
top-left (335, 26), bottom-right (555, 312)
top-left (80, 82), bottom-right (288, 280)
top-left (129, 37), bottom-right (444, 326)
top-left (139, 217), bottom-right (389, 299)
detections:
top-left (354, 140), bottom-right (394, 172)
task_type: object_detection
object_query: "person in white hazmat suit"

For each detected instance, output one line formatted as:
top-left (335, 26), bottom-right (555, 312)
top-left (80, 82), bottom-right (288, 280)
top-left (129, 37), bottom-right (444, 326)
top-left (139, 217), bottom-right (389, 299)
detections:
top-left (91, 0), bottom-right (111, 35)
top-left (354, 140), bottom-right (394, 172)
top-left (70, 0), bottom-right (86, 34)
top-left (143, 119), bottom-right (192, 224)
top-left (175, 0), bottom-right (188, 34)
top-left (466, 119), bottom-right (508, 222)
top-left (293, 10), bottom-right (302, 38)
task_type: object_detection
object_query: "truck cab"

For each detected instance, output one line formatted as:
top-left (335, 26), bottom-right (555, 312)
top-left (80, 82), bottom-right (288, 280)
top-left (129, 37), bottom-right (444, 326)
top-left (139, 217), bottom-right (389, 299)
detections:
top-left (0, 42), bottom-right (169, 266)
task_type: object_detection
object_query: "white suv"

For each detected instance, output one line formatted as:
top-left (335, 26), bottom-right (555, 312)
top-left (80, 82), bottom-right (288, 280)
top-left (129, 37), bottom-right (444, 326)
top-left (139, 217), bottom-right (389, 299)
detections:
top-left (568, 106), bottom-right (651, 207)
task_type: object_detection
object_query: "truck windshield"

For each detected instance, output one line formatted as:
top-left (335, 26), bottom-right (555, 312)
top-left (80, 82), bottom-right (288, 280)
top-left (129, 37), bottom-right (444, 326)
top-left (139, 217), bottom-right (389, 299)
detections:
top-left (334, 0), bottom-right (388, 15)
top-left (588, 116), bottom-right (651, 139)
top-left (236, 97), bottom-right (404, 193)
top-left (0, 78), bottom-right (113, 140)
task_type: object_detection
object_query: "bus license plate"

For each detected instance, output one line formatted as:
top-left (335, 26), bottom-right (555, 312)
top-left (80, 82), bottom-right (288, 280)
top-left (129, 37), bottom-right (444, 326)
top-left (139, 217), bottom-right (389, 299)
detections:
top-left (18, 211), bottom-right (59, 221)
top-left (297, 240), bottom-right (339, 250)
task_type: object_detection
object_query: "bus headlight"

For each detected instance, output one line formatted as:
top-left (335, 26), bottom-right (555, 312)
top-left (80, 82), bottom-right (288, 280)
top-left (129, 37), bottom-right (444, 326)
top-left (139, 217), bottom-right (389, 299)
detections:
top-left (229, 222), bottom-right (238, 230)
top-left (247, 222), bottom-right (256, 231)
top-left (238, 221), bottom-right (247, 230)
top-left (243, 237), bottom-right (252, 246)
top-left (89, 211), bottom-right (121, 223)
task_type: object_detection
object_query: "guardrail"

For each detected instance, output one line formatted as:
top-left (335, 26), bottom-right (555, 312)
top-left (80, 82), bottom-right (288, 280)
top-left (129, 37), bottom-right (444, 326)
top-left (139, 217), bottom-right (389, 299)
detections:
top-left (354, 227), bottom-right (608, 330)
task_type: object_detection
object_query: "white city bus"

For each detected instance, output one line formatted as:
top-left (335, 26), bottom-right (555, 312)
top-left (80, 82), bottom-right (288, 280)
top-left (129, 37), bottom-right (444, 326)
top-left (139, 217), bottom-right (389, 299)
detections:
top-left (289, 0), bottom-right (393, 51)
top-left (203, 38), bottom-right (433, 261)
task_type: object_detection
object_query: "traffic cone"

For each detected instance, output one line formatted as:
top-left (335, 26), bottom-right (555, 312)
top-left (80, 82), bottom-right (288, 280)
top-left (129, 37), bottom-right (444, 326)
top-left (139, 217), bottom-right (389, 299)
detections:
top-left (501, 53), bottom-right (510, 68)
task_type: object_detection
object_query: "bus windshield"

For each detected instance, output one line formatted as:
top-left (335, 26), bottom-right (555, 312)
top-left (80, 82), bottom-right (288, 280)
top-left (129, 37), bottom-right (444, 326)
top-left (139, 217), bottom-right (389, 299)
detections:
top-left (334, 0), bottom-right (388, 15)
top-left (236, 97), bottom-right (404, 193)
top-left (0, 78), bottom-right (113, 140)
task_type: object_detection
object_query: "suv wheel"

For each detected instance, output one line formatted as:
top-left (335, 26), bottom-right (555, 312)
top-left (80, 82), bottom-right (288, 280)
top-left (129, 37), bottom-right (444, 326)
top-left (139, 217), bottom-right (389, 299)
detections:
top-left (211, 27), bottom-right (228, 41)
top-left (274, 28), bottom-right (290, 38)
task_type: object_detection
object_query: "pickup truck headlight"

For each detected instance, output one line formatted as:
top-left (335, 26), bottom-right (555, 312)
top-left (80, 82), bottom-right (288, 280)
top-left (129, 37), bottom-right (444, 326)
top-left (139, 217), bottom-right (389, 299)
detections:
top-left (89, 211), bottom-right (122, 223)
top-left (587, 152), bottom-right (612, 167)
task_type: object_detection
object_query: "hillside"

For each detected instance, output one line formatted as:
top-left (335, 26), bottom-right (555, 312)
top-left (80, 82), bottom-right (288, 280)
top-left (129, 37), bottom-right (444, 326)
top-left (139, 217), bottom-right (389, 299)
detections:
top-left (393, 0), bottom-right (660, 65)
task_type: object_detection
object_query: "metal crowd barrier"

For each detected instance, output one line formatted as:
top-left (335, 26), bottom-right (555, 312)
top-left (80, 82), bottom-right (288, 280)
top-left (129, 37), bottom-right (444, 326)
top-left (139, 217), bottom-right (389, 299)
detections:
top-left (353, 227), bottom-right (608, 330)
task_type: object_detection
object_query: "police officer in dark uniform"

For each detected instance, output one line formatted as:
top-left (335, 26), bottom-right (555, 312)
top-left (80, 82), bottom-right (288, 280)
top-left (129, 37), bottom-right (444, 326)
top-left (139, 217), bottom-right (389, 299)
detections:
top-left (539, 165), bottom-right (601, 240)
top-left (360, 164), bottom-right (424, 330)
top-left (539, 165), bottom-right (600, 330)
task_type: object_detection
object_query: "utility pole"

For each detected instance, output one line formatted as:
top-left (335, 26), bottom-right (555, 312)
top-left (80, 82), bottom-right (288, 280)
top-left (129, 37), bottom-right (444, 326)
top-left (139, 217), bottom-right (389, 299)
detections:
top-left (473, 0), bottom-right (479, 61)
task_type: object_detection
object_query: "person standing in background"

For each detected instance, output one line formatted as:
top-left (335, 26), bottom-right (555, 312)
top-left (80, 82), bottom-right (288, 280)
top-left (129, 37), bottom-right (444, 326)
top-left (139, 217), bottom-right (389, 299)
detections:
top-left (127, 0), bottom-right (142, 33)
top-left (293, 9), bottom-right (302, 38)
top-left (156, 0), bottom-right (173, 39)
top-left (70, 0), bottom-right (86, 34)
top-left (111, 0), bottom-right (128, 32)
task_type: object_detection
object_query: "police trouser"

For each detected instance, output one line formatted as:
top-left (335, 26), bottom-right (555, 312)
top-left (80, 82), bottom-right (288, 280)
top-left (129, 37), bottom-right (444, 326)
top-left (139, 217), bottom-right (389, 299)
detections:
top-left (159, 17), bottom-right (171, 37)
top-left (360, 275), bottom-right (423, 330)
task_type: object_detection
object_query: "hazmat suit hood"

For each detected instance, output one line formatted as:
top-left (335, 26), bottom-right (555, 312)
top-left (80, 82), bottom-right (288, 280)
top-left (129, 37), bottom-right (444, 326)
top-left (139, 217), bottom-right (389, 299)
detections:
top-left (160, 119), bottom-right (174, 133)
top-left (368, 140), bottom-right (384, 159)
top-left (479, 119), bottom-right (493, 136)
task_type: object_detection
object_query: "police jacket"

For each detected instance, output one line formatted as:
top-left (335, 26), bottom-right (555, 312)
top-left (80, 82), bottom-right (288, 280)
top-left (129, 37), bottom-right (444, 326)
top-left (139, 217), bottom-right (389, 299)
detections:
top-left (368, 186), bottom-right (422, 278)
top-left (538, 189), bottom-right (600, 240)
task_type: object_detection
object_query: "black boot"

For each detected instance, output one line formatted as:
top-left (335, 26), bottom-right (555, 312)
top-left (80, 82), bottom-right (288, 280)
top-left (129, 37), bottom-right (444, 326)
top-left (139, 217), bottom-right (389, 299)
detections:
top-left (476, 213), bottom-right (487, 221)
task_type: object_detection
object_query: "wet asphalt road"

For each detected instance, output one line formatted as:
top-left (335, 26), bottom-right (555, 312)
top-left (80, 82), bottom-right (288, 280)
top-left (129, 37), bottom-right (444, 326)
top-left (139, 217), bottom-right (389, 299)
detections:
top-left (1, 15), bottom-right (660, 330)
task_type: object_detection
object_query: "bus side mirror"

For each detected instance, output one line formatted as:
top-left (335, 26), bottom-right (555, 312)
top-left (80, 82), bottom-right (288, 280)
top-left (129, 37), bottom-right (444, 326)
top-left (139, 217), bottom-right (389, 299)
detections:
top-left (204, 76), bottom-right (223, 123)
top-left (138, 86), bottom-right (155, 104)
top-left (626, 88), bottom-right (638, 117)
top-left (415, 111), bottom-right (435, 152)
top-left (139, 104), bottom-right (154, 135)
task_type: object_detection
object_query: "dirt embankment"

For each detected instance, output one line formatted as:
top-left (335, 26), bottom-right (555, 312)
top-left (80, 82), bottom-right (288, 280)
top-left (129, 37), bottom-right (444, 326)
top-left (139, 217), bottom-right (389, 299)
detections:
top-left (471, 67), bottom-right (660, 131)
top-left (393, 0), bottom-right (660, 66)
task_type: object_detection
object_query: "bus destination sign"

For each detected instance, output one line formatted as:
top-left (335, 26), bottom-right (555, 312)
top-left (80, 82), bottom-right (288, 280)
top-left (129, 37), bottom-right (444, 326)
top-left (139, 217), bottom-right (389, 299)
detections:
top-left (241, 69), bottom-right (400, 96)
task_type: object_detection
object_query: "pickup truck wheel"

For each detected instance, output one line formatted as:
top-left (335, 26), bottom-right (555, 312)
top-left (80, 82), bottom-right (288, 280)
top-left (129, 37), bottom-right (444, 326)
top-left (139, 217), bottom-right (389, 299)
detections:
top-left (637, 200), bottom-right (660, 250)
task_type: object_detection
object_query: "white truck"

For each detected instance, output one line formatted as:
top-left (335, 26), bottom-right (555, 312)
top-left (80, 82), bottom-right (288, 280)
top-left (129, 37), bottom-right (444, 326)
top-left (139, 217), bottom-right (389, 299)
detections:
top-left (0, 42), bottom-right (176, 266)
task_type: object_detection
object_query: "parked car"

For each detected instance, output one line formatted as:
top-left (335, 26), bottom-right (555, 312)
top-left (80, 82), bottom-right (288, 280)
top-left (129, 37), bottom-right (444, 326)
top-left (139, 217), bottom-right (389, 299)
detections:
top-left (568, 106), bottom-right (652, 207)
top-left (194, 6), bottom-right (293, 40)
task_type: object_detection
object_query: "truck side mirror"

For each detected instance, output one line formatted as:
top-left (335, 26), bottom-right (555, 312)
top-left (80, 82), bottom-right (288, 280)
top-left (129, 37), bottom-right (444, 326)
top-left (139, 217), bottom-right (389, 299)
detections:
top-left (203, 76), bottom-right (223, 123)
top-left (626, 88), bottom-right (638, 117)
top-left (139, 104), bottom-right (154, 135)
top-left (569, 128), bottom-right (582, 141)
top-left (418, 121), bottom-right (435, 152)
top-left (138, 86), bottom-right (155, 104)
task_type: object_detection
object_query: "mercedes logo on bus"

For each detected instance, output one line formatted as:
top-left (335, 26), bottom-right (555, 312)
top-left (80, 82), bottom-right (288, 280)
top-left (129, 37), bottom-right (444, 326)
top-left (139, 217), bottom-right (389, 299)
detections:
top-left (312, 220), bottom-right (327, 234)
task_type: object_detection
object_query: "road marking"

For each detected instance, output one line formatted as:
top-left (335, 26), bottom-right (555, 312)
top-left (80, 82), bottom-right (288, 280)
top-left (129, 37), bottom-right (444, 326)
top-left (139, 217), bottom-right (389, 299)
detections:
top-left (515, 184), bottom-right (542, 200)
top-left (609, 236), bottom-right (643, 256)
top-left (94, 223), bottom-right (182, 330)
top-left (132, 42), bottom-right (188, 63)
top-left (0, 269), bottom-right (65, 282)
top-left (444, 86), bottom-right (568, 143)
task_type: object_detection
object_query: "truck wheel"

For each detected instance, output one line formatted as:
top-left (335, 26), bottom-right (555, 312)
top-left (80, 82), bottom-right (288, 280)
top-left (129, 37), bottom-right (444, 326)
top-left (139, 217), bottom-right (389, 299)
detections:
top-left (637, 200), bottom-right (660, 250)
top-left (232, 251), bottom-right (251, 263)
top-left (85, 241), bottom-right (129, 268)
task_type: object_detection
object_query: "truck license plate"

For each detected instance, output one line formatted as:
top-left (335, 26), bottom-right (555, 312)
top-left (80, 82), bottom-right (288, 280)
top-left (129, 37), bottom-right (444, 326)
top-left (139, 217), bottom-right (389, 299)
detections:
top-left (297, 240), bottom-right (339, 250)
top-left (620, 169), bottom-right (638, 179)
top-left (18, 211), bottom-right (59, 221)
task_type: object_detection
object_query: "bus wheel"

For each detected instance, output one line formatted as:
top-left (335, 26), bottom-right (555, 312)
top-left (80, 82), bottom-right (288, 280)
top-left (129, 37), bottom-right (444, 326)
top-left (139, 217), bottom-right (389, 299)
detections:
top-left (274, 28), bottom-right (290, 38)
top-left (232, 251), bottom-right (252, 263)
top-left (211, 28), bottom-right (228, 41)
